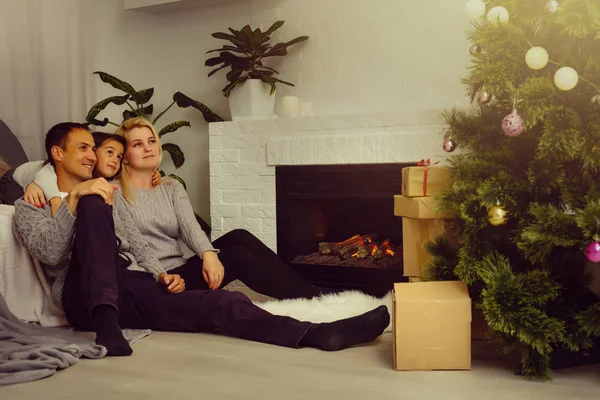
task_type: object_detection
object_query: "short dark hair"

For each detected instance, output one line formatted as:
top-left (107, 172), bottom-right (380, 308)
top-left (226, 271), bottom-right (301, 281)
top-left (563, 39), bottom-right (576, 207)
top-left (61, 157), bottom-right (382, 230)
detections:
top-left (45, 122), bottom-right (90, 167)
top-left (92, 132), bottom-right (126, 150)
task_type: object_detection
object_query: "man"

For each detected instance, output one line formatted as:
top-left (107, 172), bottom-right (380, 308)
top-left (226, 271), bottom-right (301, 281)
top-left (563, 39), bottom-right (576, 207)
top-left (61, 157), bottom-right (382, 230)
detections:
top-left (13, 122), bottom-right (389, 357)
top-left (12, 122), bottom-right (172, 356)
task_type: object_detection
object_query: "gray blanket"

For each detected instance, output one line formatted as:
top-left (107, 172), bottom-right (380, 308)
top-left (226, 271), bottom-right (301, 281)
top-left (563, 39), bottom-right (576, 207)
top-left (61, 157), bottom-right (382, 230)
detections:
top-left (0, 293), bottom-right (150, 386)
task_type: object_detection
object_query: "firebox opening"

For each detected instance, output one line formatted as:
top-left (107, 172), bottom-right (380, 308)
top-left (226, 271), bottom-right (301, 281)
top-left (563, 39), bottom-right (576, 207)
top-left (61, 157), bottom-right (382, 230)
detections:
top-left (276, 163), bottom-right (414, 295)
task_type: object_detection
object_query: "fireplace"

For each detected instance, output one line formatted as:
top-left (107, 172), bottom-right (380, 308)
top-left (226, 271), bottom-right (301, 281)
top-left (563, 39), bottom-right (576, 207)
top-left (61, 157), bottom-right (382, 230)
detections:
top-left (276, 163), bottom-right (414, 296)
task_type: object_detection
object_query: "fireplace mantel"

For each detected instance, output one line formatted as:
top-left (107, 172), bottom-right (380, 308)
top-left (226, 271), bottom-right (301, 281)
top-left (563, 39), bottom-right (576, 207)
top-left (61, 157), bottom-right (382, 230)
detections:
top-left (208, 110), bottom-right (450, 250)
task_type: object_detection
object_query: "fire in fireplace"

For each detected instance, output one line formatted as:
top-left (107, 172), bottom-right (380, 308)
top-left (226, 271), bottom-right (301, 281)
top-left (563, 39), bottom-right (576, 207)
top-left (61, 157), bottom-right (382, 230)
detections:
top-left (293, 234), bottom-right (402, 268)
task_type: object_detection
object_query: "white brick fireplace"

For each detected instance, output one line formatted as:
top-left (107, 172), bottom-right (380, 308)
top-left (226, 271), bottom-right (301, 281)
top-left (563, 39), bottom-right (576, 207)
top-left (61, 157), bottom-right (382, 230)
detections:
top-left (208, 111), bottom-right (448, 251)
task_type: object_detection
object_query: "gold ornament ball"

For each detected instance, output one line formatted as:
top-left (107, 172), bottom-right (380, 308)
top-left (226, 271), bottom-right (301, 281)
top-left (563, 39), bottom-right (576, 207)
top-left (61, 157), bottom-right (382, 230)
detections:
top-left (488, 205), bottom-right (508, 226)
top-left (525, 47), bottom-right (549, 70)
top-left (554, 66), bottom-right (579, 91)
top-left (545, 0), bottom-right (559, 14)
top-left (487, 6), bottom-right (510, 24)
top-left (478, 91), bottom-right (492, 104)
top-left (465, 0), bottom-right (486, 20)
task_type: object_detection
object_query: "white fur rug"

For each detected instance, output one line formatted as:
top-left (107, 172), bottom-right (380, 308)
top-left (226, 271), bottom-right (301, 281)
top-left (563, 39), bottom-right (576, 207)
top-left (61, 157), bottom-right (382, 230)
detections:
top-left (254, 290), bottom-right (393, 333)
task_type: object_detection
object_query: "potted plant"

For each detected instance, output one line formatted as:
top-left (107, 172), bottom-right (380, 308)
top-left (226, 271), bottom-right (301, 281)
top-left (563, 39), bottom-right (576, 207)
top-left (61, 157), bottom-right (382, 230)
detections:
top-left (86, 71), bottom-right (223, 188)
top-left (205, 21), bottom-right (308, 120)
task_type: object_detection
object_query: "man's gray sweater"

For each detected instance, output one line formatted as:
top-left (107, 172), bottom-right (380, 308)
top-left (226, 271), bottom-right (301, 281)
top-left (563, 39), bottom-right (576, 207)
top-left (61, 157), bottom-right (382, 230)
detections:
top-left (12, 196), bottom-right (167, 308)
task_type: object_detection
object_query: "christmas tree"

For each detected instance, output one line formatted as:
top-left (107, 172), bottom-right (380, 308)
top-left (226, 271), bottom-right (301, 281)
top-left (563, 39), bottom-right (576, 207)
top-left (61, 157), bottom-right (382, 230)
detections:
top-left (425, 0), bottom-right (600, 379)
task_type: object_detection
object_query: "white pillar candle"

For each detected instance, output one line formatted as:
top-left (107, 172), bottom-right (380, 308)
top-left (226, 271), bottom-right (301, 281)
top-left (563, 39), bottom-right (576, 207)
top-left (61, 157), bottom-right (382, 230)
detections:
top-left (280, 96), bottom-right (299, 117)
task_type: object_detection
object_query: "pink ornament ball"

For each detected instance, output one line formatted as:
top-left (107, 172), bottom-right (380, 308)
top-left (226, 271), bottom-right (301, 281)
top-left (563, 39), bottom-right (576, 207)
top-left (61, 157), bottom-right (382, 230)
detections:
top-left (585, 241), bottom-right (600, 263)
top-left (502, 109), bottom-right (525, 137)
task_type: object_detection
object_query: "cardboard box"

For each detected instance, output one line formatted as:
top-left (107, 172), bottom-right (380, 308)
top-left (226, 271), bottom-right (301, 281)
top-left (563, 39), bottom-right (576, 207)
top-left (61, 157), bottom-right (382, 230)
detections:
top-left (402, 165), bottom-right (453, 197)
top-left (394, 195), bottom-right (451, 219)
top-left (393, 281), bottom-right (471, 371)
top-left (402, 217), bottom-right (447, 277)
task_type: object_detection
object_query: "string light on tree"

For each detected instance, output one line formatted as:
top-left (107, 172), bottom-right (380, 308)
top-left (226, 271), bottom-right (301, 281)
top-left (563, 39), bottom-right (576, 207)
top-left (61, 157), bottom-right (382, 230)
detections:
top-left (554, 66), bottom-right (579, 90)
top-left (526, 47), bottom-right (549, 70)
top-left (487, 6), bottom-right (510, 24)
top-left (545, 0), bottom-right (559, 14)
top-left (465, 0), bottom-right (487, 20)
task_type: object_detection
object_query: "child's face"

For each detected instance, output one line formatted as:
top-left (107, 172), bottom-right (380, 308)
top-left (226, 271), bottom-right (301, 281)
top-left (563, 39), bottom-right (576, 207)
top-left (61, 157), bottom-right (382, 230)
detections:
top-left (94, 139), bottom-right (124, 178)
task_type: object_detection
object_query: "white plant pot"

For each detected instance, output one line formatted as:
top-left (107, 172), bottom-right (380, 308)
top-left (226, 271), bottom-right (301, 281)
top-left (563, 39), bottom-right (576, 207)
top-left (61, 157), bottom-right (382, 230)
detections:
top-left (228, 79), bottom-right (276, 121)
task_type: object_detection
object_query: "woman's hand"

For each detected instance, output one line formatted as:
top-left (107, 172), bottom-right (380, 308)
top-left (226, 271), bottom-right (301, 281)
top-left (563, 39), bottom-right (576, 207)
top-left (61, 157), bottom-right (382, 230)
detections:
top-left (202, 251), bottom-right (224, 290)
top-left (151, 170), bottom-right (161, 186)
top-left (24, 182), bottom-right (47, 208)
top-left (158, 273), bottom-right (185, 293)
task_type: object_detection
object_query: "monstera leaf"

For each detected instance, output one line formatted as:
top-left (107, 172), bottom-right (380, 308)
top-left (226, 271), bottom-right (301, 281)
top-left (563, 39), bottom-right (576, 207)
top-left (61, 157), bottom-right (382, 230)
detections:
top-left (93, 71), bottom-right (137, 96)
top-left (162, 143), bottom-right (185, 168)
top-left (159, 121), bottom-right (191, 137)
top-left (173, 92), bottom-right (224, 122)
top-left (86, 95), bottom-right (130, 122)
top-left (123, 105), bottom-right (153, 121)
top-left (168, 173), bottom-right (186, 190)
top-left (131, 88), bottom-right (154, 105)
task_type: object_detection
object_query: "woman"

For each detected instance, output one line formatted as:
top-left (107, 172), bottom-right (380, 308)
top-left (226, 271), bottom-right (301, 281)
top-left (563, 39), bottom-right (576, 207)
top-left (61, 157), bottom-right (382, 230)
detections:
top-left (116, 117), bottom-right (341, 301)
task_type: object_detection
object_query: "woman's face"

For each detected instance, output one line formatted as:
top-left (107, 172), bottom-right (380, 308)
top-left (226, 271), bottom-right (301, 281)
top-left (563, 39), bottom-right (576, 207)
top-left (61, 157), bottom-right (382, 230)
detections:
top-left (124, 126), bottom-right (160, 171)
top-left (94, 139), bottom-right (124, 178)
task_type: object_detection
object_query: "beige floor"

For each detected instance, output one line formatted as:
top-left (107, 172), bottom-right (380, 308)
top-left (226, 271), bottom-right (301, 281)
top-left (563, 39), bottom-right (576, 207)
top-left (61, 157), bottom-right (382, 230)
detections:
top-left (2, 285), bottom-right (600, 399)
top-left (2, 330), bottom-right (599, 399)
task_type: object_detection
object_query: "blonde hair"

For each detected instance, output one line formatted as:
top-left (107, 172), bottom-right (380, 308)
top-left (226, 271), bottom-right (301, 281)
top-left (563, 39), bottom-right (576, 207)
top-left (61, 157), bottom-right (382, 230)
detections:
top-left (115, 117), bottom-right (163, 204)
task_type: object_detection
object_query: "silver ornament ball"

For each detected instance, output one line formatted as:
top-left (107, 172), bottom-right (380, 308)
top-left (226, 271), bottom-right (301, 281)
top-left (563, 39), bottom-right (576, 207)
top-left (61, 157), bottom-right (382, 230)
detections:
top-left (470, 44), bottom-right (482, 56)
top-left (443, 138), bottom-right (457, 153)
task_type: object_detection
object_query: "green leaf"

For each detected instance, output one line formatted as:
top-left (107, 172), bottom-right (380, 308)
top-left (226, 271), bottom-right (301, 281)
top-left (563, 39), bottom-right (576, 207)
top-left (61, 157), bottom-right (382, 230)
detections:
top-left (208, 64), bottom-right (229, 78)
top-left (222, 76), bottom-right (248, 97)
top-left (86, 95), bottom-right (130, 121)
top-left (205, 45), bottom-right (247, 55)
top-left (158, 121), bottom-right (191, 137)
top-left (93, 71), bottom-right (137, 95)
top-left (162, 143), bottom-right (185, 168)
top-left (205, 56), bottom-right (223, 67)
top-left (131, 88), bottom-right (154, 105)
top-left (173, 92), bottom-right (225, 122)
top-left (264, 21), bottom-right (284, 36)
top-left (211, 32), bottom-right (245, 47)
top-left (168, 173), bottom-right (186, 190)
top-left (123, 104), bottom-right (153, 121)
top-left (86, 117), bottom-right (110, 127)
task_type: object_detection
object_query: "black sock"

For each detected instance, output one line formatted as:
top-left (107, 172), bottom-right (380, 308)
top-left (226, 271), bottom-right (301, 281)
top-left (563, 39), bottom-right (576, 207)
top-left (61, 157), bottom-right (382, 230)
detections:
top-left (299, 305), bottom-right (390, 351)
top-left (92, 304), bottom-right (132, 357)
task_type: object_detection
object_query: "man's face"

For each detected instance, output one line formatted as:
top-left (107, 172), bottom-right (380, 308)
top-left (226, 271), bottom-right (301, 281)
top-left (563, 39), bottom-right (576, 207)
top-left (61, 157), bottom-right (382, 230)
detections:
top-left (53, 129), bottom-right (97, 181)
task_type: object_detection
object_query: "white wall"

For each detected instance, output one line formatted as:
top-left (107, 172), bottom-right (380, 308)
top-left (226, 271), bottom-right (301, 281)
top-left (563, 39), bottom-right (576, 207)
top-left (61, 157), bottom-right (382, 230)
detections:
top-left (92, 0), bottom-right (472, 222)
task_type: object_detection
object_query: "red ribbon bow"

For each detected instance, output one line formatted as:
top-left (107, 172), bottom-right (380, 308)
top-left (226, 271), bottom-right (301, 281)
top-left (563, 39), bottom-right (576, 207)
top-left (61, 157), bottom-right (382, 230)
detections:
top-left (417, 159), bottom-right (439, 196)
